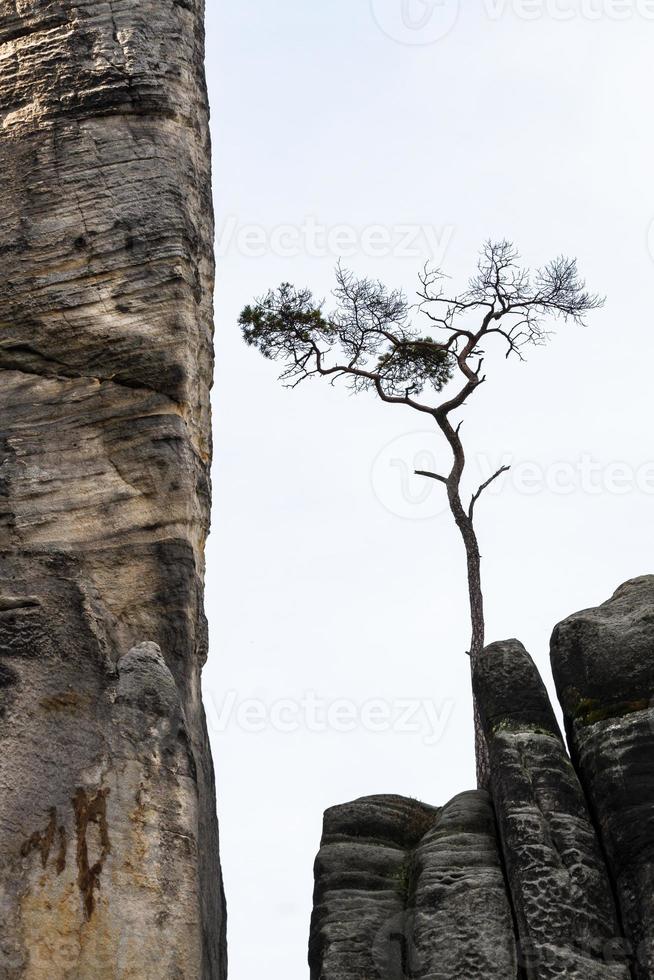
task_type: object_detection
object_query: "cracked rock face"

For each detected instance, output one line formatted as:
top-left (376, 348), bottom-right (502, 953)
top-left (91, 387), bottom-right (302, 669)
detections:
top-left (0, 2), bottom-right (224, 977)
top-left (474, 640), bottom-right (629, 980)
top-left (309, 792), bottom-right (518, 979)
top-left (551, 577), bottom-right (654, 980)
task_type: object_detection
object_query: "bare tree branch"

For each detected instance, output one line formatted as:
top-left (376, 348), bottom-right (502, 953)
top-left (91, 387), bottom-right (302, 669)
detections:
top-left (469, 466), bottom-right (512, 520)
top-left (415, 470), bottom-right (448, 485)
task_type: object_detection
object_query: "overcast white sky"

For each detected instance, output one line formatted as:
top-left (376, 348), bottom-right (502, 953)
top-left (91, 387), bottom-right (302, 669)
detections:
top-left (203, 3), bottom-right (654, 977)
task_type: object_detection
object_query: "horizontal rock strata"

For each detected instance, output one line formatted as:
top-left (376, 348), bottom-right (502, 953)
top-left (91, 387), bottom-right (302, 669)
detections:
top-left (0, 1), bottom-right (224, 977)
top-left (309, 792), bottom-right (518, 979)
top-left (409, 791), bottom-right (519, 979)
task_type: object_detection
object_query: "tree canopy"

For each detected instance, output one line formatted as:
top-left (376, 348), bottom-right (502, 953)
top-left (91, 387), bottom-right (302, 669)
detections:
top-left (240, 241), bottom-right (603, 414)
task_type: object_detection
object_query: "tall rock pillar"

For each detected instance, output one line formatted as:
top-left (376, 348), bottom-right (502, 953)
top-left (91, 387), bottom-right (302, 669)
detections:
top-left (473, 640), bottom-right (628, 979)
top-left (551, 577), bottom-right (654, 979)
top-left (0, 2), bottom-right (225, 977)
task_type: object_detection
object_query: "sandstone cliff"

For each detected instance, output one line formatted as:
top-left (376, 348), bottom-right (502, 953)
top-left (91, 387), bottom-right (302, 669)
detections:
top-left (0, 2), bottom-right (224, 978)
top-left (310, 579), bottom-right (654, 979)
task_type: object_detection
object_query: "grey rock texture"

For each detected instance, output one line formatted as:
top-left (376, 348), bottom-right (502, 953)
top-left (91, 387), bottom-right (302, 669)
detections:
top-left (309, 791), bottom-right (518, 979)
top-left (310, 600), bottom-right (654, 980)
top-left (474, 640), bottom-right (629, 979)
top-left (551, 576), bottom-right (654, 979)
top-left (0, 1), bottom-right (224, 977)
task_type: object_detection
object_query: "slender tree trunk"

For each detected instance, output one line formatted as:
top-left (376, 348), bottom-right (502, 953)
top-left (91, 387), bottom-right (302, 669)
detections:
top-left (436, 394), bottom-right (491, 788)
top-left (446, 486), bottom-right (491, 788)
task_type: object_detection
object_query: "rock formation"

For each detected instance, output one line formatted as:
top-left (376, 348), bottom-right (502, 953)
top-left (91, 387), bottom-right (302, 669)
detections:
top-left (552, 576), bottom-right (654, 980)
top-left (309, 580), bottom-right (654, 979)
top-left (475, 640), bottom-right (628, 979)
top-left (310, 792), bottom-right (518, 979)
top-left (0, 2), bottom-right (225, 978)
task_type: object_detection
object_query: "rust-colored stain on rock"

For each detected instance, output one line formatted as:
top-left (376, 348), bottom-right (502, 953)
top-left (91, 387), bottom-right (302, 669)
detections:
top-left (73, 788), bottom-right (111, 920)
top-left (21, 808), bottom-right (66, 875)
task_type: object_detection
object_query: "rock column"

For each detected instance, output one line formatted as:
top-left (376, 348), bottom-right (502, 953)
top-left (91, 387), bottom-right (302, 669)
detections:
top-left (0, 2), bottom-right (225, 977)
top-left (552, 577), bottom-right (654, 979)
top-left (309, 792), bottom-right (518, 979)
top-left (474, 640), bottom-right (628, 979)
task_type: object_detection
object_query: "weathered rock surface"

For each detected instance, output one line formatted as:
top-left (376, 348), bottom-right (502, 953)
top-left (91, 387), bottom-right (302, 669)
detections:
top-left (551, 576), bottom-right (654, 979)
top-left (311, 585), bottom-right (654, 978)
top-left (474, 640), bottom-right (629, 979)
top-left (0, 1), bottom-right (224, 977)
top-left (309, 791), bottom-right (518, 979)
